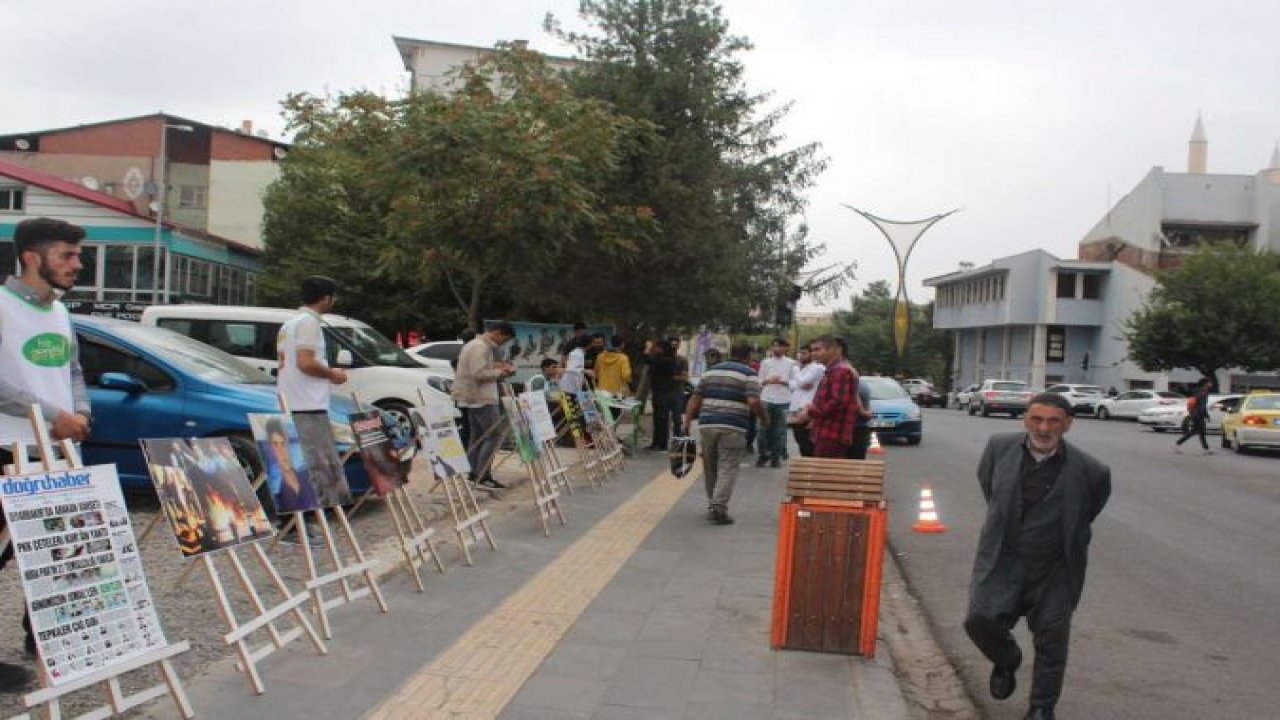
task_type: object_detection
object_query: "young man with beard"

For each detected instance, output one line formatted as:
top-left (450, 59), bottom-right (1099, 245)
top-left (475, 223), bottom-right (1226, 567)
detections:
top-left (0, 218), bottom-right (93, 691)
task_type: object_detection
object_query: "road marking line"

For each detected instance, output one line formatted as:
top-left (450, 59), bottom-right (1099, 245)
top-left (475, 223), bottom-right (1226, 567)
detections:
top-left (363, 463), bottom-right (699, 719)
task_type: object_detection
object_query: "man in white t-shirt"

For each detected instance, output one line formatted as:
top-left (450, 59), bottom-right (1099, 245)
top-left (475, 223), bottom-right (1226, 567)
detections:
top-left (787, 344), bottom-right (825, 457)
top-left (756, 338), bottom-right (797, 468)
top-left (276, 276), bottom-right (348, 413)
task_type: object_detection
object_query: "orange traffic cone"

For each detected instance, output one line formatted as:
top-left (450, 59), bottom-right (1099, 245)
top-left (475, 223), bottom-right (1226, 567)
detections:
top-left (912, 486), bottom-right (948, 534)
top-left (868, 432), bottom-right (884, 455)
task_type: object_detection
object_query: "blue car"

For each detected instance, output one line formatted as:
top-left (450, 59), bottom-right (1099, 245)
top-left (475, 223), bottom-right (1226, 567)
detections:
top-left (863, 376), bottom-right (923, 445)
top-left (72, 316), bottom-right (370, 493)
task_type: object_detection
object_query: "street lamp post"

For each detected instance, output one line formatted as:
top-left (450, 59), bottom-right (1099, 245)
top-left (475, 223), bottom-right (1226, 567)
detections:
top-left (152, 121), bottom-right (193, 304)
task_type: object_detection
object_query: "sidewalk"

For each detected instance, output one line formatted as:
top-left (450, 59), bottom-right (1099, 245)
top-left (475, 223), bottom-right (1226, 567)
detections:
top-left (143, 450), bottom-right (910, 719)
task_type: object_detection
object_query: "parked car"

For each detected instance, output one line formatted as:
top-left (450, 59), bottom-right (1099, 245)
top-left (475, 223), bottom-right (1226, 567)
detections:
top-left (1095, 390), bottom-right (1183, 420)
top-left (1044, 384), bottom-right (1105, 415)
top-left (1138, 394), bottom-right (1242, 433)
top-left (899, 378), bottom-right (943, 407)
top-left (1220, 391), bottom-right (1280, 453)
top-left (406, 340), bottom-right (464, 372)
top-left (140, 305), bottom-right (452, 429)
top-left (862, 377), bottom-right (922, 445)
top-left (953, 383), bottom-right (980, 411)
top-left (968, 380), bottom-right (1033, 417)
top-left (73, 316), bottom-right (370, 493)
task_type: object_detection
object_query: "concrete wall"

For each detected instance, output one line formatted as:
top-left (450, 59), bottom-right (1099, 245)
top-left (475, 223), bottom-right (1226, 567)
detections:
top-left (1162, 173), bottom-right (1256, 224)
top-left (1079, 167), bottom-right (1164, 255)
top-left (207, 161), bottom-right (279, 250)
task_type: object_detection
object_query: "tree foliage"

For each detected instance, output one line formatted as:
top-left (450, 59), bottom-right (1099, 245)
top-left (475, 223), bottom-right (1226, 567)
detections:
top-left (831, 280), bottom-right (950, 381)
top-left (546, 0), bottom-right (837, 332)
top-left (1125, 244), bottom-right (1280, 380)
top-left (261, 46), bottom-right (649, 333)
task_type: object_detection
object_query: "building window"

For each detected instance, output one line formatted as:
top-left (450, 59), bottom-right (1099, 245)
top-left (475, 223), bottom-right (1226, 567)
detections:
top-left (178, 185), bottom-right (207, 209)
top-left (1046, 325), bottom-right (1065, 363)
top-left (1056, 271), bottom-right (1076, 298)
top-left (1082, 274), bottom-right (1101, 299)
top-left (0, 187), bottom-right (24, 212)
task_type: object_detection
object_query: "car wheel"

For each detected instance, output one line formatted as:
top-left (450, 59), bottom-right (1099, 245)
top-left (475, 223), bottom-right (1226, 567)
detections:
top-left (981, 404), bottom-right (991, 417)
top-left (906, 436), bottom-right (922, 446)
top-left (1232, 434), bottom-right (1247, 455)
top-left (1010, 411), bottom-right (1022, 419)
top-left (1221, 432), bottom-right (1230, 449)
top-left (1097, 407), bottom-right (1110, 420)
top-left (967, 402), bottom-right (976, 416)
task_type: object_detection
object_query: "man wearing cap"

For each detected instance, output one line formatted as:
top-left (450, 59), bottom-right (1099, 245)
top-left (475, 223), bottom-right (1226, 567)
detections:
top-left (964, 393), bottom-right (1111, 720)
top-left (0, 218), bottom-right (93, 691)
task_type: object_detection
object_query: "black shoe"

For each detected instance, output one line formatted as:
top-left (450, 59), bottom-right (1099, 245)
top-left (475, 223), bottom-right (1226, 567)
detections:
top-left (755, 456), bottom-right (768, 467)
top-left (770, 457), bottom-right (781, 468)
top-left (477, 477), bottom-right (507, 490)
top-left (1023, 707), bottom-right (1055, 720)
top-left (709, 509), bottom-right (735, 525)
top-left (989, 647), bottom-right (1021, 700)
top-left (0, 661), bottom-right (34, 693)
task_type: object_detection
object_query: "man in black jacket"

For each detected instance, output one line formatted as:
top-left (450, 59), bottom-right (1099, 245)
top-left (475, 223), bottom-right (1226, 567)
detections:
top-left (1174, 378), bottom-right (1214, 454)
top-left (964, 393), bottom-right (1112, 720)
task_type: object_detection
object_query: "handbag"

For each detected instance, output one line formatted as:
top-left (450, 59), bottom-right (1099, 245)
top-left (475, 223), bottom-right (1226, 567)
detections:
top-left (668, 435), bottom-right (698, 478)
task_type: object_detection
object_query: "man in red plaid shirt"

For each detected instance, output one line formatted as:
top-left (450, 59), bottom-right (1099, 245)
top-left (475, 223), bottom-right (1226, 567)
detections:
top-left (792, 335), bottom-right (860, 457)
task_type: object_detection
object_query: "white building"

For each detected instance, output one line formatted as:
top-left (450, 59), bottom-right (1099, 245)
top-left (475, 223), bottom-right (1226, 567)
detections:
top-left (928, 116), bottom-right (1280, 393)
top-left (393, 36), bottom-right (578, 95)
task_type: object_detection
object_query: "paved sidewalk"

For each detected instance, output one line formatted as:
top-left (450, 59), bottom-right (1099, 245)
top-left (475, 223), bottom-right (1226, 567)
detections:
top-left (143, 451), bottom-right (910, 719)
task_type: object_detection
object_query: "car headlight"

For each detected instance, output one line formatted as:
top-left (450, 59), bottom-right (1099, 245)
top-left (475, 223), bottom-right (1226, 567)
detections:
top-left (331, 419), bottom-right (355, 445)
top-left (907, 407), bottom-right (921, 421)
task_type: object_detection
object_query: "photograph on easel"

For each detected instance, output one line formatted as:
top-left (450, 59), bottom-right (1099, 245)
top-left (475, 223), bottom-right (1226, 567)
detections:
top-left (410, 404), bottom-right (471, 479)
top-left (349, 410), bottom-right (412, 496)
top-left (248, 414), bottom-right (323, 514)
top-left (141, 438), bottom-right (275, 557)
top-left (501, 397), bottom-right (539, 462)
top-left (291, 413), bottom-right (354, 507)
top-left (519, 390), bottom-right (558, 444)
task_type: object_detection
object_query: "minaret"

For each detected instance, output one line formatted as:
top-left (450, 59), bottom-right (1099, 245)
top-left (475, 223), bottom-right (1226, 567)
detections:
top-left (1188, 113), bottom-right (1207, 174)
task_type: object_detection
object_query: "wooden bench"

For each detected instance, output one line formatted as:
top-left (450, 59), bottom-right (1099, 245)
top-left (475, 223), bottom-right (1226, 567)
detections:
top-left (785, 457), bottom-right (886, 507)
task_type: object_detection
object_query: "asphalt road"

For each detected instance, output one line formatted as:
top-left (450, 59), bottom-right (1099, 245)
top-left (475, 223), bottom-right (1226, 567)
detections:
top-left (885, 407), bottom-right (1280, 720)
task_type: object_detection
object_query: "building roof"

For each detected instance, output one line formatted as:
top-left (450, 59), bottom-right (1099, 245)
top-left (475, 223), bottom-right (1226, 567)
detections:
top-left (923, 249), bottom-right (1111, 287)
top-left (0, 158), bottom-right (259, 255)
top-left (0, 112), bottom-right (290, 152)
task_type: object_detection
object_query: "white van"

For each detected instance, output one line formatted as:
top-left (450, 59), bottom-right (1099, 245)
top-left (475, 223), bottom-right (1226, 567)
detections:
top-left (140, 305), bottom-right (453, 427)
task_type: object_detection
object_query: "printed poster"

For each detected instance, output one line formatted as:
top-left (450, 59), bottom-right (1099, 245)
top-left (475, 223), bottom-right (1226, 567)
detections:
top-left (248, 414), bottom-right (321, 514)
top-left (140, 438), bottom-right (274, 557)
top-left (576, 390), bottom-right (604, 428)
top-left (502, 397), bottom-right (539, 463)
top-left (292, 413), bottom-right (354, 508)
top-left (482, 320), bottom-right (614, 384)
top-left (349, 410), bottom-right (412, 496)
top-left (558, 392), bottom-right (586, 440)
top-left (520, 390), bottom-right (558, 444)
top-left (1, 465), bottom-right (166, 686)
top-left (411, 404), bottom-right (471, 480)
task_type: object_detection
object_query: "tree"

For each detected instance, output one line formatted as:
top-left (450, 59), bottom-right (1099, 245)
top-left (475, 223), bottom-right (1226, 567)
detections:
top-left (1125, 244), bottom-right (1280, 382)
top-left (831, 281), bottom-right (950, 381)
top-left (547, 0), bottom-right (840, 332)
top-left (260, 46), bottom-right (650, 333)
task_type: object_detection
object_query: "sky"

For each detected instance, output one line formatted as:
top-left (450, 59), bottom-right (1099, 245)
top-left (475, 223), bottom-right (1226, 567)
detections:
top-left (4, 0), bottom-right (1279, 311)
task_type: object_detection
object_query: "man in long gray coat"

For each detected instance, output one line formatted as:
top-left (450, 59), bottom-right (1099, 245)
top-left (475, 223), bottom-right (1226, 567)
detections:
top-left (964, 393), bottom-right (1111, 720)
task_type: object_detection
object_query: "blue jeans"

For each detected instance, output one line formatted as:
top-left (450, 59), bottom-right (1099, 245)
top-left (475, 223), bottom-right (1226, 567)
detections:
top-left (760, 402), bottom-right (790, 460)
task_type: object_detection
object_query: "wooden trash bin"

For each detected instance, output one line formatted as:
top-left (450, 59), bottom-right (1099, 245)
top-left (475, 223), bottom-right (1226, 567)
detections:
top-left (770, 458), bottom-right (887, 657)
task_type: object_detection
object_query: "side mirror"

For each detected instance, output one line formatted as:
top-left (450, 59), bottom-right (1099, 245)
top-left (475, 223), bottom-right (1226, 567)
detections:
top-left (99, 372), bottom-right (148, 394)
top-left (335, 349), bottom-right (354, 367)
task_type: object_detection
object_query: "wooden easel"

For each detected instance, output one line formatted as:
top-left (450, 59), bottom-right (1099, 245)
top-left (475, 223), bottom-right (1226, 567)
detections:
top-left (557, 392), bottom-right (606, 489)
top-left (268, 397), bottom-right (388, 640)
top-left (411, 393), bottom-right (498, 567)
top-left (501, 387), bottom-right (565, 537)
top-left (347, 393), bottom-right (445, 592)
top-left (6, 408), bottom-right (194, 720)
top-left (581, 383), bottom-right (627, 474)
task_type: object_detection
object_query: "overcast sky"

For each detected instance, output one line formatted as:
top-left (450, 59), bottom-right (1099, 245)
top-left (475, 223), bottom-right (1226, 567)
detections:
top-left (4, 0), bottom-right (1279, 310)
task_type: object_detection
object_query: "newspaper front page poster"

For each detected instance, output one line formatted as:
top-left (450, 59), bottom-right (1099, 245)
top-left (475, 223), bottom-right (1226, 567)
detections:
top-left (1, 465), bottom-right (166, 686)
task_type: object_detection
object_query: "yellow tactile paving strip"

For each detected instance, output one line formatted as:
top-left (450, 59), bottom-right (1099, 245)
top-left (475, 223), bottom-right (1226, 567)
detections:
top-left (363, 464), bottom-right (700, 720)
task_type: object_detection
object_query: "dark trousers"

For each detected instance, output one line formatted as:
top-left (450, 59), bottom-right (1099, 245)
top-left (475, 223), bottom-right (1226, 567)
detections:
top-left (1175, 415), bottom-right (1209, 449)
top-left (650, 390), bottom-right (680, 450)
top-left (760, 402), bottom-right (790, 460)
top-left (847, 425), bottom-right (872, 460)
top-left (964, 567), bottom-right (1074, 710)
top-left (791, 424), bottom-right (814, 457)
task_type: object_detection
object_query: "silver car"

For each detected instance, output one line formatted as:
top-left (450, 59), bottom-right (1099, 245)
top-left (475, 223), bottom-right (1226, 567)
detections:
top-left (1045, 384), bottom-right (1105, 415)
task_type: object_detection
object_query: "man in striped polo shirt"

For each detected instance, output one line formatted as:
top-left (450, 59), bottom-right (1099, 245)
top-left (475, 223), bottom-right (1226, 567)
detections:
top-left (683, 343), bottom-right (765, 525)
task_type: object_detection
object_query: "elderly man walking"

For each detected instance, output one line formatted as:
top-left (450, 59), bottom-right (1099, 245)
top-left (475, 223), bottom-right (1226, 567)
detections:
top-left (964, 393), bottom-right (1112, 720)
top-left (683, 343), bottom-right (764, 525)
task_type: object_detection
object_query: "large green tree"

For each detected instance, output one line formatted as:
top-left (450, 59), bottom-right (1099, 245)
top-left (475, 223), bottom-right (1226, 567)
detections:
top-left (260, 45), bottom-right (649, 333)
top-left (547, 0), bottom-right (838, 332)
top-left (1125, 244), bottom-right (1280, 382)
top-left (831, 280), bottom-right (950, 381)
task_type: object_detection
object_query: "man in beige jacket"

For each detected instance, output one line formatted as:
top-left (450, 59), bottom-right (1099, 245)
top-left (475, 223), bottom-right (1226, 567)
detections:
top-left (451, 322), bottom-right (516, 489)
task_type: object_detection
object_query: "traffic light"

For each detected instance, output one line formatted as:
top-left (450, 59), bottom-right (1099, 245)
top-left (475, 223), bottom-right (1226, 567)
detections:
top-left (1081, 352), bottom-right (1090, 371)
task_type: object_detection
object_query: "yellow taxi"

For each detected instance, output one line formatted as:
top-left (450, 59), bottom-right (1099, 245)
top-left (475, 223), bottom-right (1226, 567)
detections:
top-left (1221, 391), bottom-right (1280, 453)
